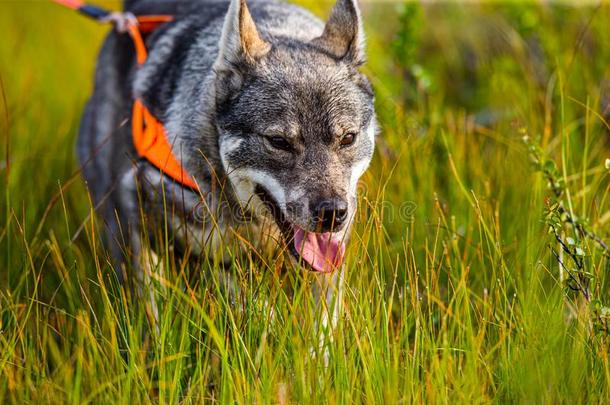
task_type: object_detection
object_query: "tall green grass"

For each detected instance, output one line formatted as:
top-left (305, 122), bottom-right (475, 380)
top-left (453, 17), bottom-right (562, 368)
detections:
top-left (1, 1), bottom-right (610, 402)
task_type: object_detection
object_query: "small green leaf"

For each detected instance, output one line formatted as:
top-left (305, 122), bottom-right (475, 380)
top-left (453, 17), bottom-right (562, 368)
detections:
top-left (543, 160), bottom-right (557, 173)
top-left (591, 299), bottom-right (602, 311)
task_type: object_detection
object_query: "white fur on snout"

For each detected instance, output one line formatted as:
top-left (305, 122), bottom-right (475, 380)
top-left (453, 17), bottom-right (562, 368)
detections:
top-left (287, 186), bottom-right (309, 223)
top-left (219, 137), bottom-right (287, 211)
top-left (219, 136), bottom-right (252, 204)
top-left (239, 169), bottom-right (287, 209)
top-left (288, 186), bottom-right (307, 204)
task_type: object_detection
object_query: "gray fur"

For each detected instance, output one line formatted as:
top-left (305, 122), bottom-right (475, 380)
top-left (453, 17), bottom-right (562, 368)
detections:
top-left (78, 0), bottom-right (377, 279)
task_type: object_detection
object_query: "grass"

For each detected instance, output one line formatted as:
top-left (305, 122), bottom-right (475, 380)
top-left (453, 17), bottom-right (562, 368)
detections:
top-left (2, 0), bottom-right (610, 402)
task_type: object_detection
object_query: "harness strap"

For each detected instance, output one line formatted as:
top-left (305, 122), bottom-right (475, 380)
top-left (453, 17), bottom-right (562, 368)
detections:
top-left (126, 19), bottom-right (200, 191)
top-left (54, 0), bottom-right (110, 19)
top-left (54, 1), bottom-right (200, 191)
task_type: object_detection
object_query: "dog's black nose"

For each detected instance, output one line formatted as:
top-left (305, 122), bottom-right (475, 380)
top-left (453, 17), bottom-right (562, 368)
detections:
top-left (311, 198), bottom-right (348, 232)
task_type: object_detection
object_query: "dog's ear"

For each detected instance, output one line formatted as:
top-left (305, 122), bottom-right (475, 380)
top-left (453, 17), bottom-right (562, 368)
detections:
top-left (312, 0), bottom-right (365, 65)
top-left (214, 0), bottom-right (270, 102)
top-left (215, 0), bottom-right (271, 69)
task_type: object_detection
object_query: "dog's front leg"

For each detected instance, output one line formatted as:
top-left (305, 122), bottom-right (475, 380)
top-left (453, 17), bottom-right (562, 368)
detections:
top-left (137, 242), bottom-right (165, 330)
top-left (311, 268), bottom-right (345, 358)
top-left (118, 167), bottom-right (166, 332)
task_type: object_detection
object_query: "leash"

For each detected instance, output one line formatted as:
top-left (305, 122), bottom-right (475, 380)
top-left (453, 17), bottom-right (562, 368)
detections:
top-left (53, 0), bottom-right (200, 191)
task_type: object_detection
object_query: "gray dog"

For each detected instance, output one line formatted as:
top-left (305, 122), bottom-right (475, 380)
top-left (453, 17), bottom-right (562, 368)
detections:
top-left (78, 0), bottom-right (377, 315)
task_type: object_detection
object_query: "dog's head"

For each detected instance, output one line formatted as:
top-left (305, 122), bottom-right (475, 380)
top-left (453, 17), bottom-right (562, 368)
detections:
top-left (214, 0), bottom-right (376, 273)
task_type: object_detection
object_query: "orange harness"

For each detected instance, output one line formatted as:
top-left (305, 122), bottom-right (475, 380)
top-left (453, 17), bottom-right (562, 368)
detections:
top-left (55, 0), bottom-right (200, 191)
top-left (127, 17), bottom-right (200, 191)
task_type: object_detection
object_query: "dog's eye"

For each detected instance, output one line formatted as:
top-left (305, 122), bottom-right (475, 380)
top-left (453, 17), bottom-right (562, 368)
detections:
top-left (340, 132), bottom-right (357, 147)
top-left (267, 136), bottom-right (292, 152)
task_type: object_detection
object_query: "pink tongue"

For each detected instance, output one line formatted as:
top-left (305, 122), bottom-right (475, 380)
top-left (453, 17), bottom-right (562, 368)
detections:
top-left (293, 227), bottom-right (345, 273)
